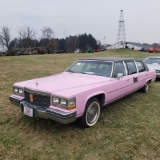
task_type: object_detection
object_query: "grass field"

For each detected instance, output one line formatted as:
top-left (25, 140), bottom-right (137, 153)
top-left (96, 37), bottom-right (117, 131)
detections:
top-left (0, 49), bottom-right (160, 160)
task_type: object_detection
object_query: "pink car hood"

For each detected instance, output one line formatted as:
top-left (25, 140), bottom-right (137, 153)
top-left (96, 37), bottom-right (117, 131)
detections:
top-left (15, 72), bottom-right (110, 95)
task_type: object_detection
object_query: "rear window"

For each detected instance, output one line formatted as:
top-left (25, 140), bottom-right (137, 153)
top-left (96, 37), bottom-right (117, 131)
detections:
top-left (125, 61), bottom-right (137, 75)
top-left (135, 61), bottom-right (146, 72)
top-left (113, 62), bottom-right (126, 78)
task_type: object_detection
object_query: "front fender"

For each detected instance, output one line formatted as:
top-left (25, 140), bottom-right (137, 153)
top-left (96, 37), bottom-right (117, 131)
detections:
top-left (76, 91), bottom-right (105, 117)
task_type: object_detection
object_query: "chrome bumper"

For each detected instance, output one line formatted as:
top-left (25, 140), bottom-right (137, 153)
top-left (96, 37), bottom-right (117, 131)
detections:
top-left (156, 73), bottom-right (160, 78)
top-left (9, 95), bottom-right (23, 107)
top-left (9, 96), bottom-right (77, 124)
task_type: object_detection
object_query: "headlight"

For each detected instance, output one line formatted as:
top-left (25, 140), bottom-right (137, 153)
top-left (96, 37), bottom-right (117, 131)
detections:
top-left (13, 87), bottom-right (19, 93)
top-left (13, 87), bottom-right (24, 96)
top-left (53, 97), bottom-right (60, 105)
top-left (60, 99), bottom-right (67, 106)
top-left (52, 96), bottom-right (76, 110)
top-left (68, 99), bottom-right (76, 107)
top-left (19, 88), bottom-right (23, 94)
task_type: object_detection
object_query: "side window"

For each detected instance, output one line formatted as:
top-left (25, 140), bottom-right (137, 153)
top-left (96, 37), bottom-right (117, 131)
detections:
top-left (126, 61), bottom-right (137, 75)
top-left (114, 62), bottom-right (126, 78)
top-left (135, 61), bottom-right (146, 72)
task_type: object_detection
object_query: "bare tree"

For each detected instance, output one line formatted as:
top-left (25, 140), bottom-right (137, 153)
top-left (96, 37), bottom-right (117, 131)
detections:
top-left (41, 27), bottom-right (54, 39)
top-left (0, 26), bottom-right (11, 51)
top-left (41, 27), bottom-right (55, 53)
top-left (18, 26), bottom-right (36, 48)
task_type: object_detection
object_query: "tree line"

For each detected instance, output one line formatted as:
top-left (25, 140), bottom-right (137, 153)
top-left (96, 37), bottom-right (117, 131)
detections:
top-left (0, 26), bottom-right (103, 55)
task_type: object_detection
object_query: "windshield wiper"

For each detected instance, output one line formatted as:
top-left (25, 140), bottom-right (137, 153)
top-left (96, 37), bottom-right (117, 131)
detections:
top-left (80, 72), bottom-right (88, 74)
top-left (68, 69), bottom-right (75, 73)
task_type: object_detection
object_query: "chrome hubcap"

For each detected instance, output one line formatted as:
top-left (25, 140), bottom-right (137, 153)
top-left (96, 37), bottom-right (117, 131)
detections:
top-left (86, 102), bottom-right (100, 125)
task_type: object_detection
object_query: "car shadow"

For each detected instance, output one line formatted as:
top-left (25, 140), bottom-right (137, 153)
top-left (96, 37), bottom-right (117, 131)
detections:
top-left (18, 114), bottom-right (83, 134)
top-left (155, 78), bottom-right (160, 81)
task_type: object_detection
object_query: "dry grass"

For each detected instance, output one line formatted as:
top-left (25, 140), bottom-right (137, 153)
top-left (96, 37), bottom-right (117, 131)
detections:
top-left (0, 49), bottom-right (160, 160)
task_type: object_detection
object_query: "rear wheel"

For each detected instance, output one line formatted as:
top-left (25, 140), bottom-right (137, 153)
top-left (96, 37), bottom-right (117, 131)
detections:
top-left (140, 82), bottom-right (149, 93)
top-left (77, 98), bottom-right (101, 128)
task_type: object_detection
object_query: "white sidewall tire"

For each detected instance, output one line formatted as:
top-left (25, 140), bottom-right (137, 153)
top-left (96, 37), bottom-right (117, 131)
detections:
top-left (85, 100), bottom-right (100, 127)
top-left (145, 83), bottom-right (149, 92)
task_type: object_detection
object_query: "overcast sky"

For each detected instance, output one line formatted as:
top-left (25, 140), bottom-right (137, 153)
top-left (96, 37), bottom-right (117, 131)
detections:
top-left (0, 0), bottom-right (160, 44)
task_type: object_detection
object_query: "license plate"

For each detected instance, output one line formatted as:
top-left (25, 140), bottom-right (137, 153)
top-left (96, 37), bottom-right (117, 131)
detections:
top-left (23, 104), bottom-right (33, 117)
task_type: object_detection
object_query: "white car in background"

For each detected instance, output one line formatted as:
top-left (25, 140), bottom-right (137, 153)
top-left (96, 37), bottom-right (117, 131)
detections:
top-left (144, 57), bottom-right (160, 78)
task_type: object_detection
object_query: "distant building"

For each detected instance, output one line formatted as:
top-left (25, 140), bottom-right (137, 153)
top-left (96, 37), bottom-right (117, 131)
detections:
top-left (107, 41), bottom-right (152, 50)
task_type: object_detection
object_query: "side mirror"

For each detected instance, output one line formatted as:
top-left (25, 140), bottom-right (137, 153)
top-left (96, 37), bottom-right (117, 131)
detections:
top-left (117, 73), bottom-right (123, 79)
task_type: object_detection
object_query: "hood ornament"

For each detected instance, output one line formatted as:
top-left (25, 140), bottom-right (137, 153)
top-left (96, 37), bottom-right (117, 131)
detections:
top-left (36, 82), bottom-right (38, 87)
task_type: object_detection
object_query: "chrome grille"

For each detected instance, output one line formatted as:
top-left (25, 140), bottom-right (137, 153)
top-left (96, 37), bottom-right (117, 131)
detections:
top-left (24, 89), bottom-right (50, 108)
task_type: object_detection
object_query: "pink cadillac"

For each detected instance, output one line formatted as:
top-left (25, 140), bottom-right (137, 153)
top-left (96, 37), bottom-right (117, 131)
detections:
top-left (9, 57), bottom-right (156, 127)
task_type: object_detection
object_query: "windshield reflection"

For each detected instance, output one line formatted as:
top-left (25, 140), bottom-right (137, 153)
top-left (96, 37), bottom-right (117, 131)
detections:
top-left (66, 60), bottom-right (113, 77)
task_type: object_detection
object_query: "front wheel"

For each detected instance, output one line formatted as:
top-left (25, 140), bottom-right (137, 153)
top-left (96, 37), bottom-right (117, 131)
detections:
top-left (77, 98), bottom-right (101, 128)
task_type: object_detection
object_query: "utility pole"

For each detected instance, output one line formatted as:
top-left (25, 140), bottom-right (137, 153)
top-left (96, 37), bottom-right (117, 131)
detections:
top-left (117, 10), bottom-right (126, 48)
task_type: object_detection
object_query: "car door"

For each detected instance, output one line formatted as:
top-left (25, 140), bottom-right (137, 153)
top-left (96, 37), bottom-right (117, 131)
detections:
top-left (135, 61), bottom-right (149, 88)
top-left (105, 62), bottom-right (133, 103)
top-left (124, 61), bottom-right (139, 92)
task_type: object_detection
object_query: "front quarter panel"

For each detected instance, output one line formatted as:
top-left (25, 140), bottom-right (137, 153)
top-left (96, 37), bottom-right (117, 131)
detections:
top-left (75, 90), bottom-right (105, 117)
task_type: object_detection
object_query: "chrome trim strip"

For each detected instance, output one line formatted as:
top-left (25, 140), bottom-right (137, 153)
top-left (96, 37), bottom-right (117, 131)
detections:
top-left (24, 88), bottom-right (51, 96)
top-left (103, 85), bottom-right (145, 106)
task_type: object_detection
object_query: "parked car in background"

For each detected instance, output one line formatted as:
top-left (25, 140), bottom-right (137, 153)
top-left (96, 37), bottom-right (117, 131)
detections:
top-left (139, 48), bottom-right (146, 52)
top-left (143, 57), bottom-right (160, 78)
top-left (9, 57), bottom-right (156, 128)
top-left (74, 49), bottom-right (82, 53)
top-left (0, 52), bottom-right (4, 56)
top-left (146, 47), bottom-right (160, 53)
top-left (16, 51), bottom-right (27, 56)
top-left (55, 50), bottom-right (67, 53)
top-left (31, 47), bottom-right (47, 54)
top-left (86, 49), bottom-right (93, 53)
top-left (95, 48), bottom-right (101, 52)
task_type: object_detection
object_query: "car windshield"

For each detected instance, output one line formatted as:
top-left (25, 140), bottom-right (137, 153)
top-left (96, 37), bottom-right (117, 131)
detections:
top-left (144, 58), bottom-right (160, 65)
top-left (66, 60), bottom-right (113, 77)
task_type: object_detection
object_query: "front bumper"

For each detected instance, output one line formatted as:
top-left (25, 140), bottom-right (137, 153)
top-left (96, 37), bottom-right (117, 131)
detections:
top-left (156, 70), bottom-right (160, 78)
top-left (156, 73), bottom-right (160, 78)
top-left (9, 95), bottom-right (77, 124)
top-left (9, 95), bottom-right (22, 107)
